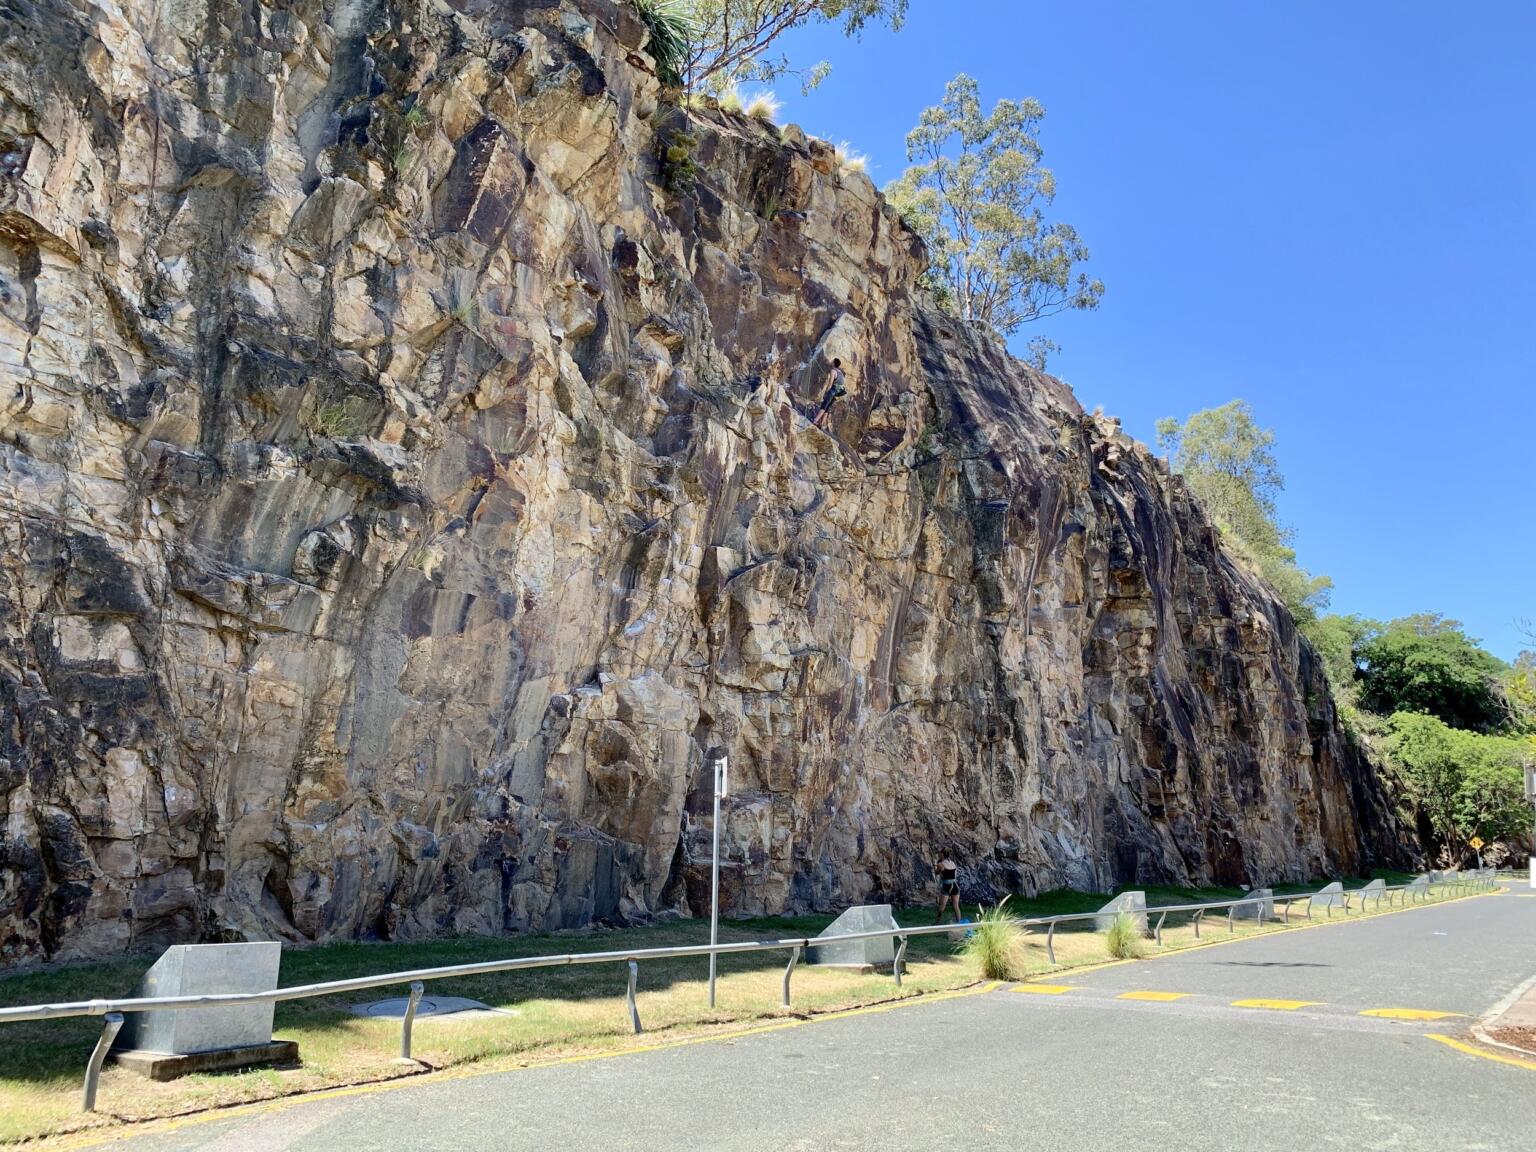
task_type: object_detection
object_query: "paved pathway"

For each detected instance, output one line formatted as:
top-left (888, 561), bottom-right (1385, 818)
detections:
top-left (88, 888), bottom-right (1536, 1152)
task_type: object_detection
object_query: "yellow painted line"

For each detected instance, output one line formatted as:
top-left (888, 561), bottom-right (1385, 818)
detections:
top-left (1012, 983), bottom-right (1076, 995)
top-left (1427, 1033), bottom-right (1536, 1071)
top-left (1361, 1008), bottom-right (1467, 1021)
top-left (1117, 990), bottom-right (1191, 1002)
top-left (1051, 882), bottom-right (1499, 978)
top-left (44, 983), bottom-right (1005, 1151)
top-left (1231, 998), bottom-right (1320, 1011)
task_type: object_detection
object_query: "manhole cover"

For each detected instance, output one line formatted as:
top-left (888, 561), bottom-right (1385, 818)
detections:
top-left (350, 995), bottom-right (518, 1019)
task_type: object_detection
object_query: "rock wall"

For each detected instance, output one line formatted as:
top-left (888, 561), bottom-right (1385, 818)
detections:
top-left (0, 0), bottom-right (1401, 962)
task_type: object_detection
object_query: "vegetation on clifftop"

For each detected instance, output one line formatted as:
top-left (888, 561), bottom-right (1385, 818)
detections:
top-left (1157, 400), bottom-right (1536, 866)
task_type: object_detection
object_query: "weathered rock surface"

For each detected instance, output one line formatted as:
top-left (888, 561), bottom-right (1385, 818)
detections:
top-left (0, 0), bottom-right (1402, 962)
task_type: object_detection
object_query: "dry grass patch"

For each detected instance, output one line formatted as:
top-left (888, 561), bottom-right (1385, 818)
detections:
top-left (0, 881), bottom-right (1467, 1145)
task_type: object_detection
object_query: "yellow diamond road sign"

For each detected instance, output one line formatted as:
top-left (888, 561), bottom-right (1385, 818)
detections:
top-left (1469, 836), bottom-right (1484, 850)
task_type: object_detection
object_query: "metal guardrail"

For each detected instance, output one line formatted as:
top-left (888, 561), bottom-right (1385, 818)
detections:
top-left (0, 873), bottom-right (1496, 1113)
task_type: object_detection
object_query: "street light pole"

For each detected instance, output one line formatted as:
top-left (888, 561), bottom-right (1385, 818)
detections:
top-left (707, 748), bottom-right (728, 1008)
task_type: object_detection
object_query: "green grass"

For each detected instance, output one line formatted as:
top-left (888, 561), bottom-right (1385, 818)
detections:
top-left (960, 900), bottom-right (1028, 980)
top-left (1104, 912), bottom-right (1144, 959)
top-left (307, 396), bottom-right (372, 439)
top-left (0, 875), bottom-right (1469, 1144)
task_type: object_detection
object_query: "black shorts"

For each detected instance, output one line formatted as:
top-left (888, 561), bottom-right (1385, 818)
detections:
top-left (940, 880), bottom-right (960, 896)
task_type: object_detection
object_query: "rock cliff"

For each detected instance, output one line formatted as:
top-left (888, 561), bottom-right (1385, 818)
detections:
top-left (0, 0), bottom-right (1401, 962)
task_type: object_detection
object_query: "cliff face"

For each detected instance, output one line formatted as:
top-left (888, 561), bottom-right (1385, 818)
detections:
top-left (0, 0), bottom-right (1400, 962)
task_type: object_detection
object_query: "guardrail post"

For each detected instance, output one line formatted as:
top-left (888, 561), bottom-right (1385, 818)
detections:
top-left (1227, 904), bottom-right (1236, 934)
top-left (82, 1012), bottom-right (124, 1113)
top-left (626, 961), bottom-right (642, 1034)
top-left (399, 981), bottom-right (424, 1062)
top-left (1193, 908), bottom-right (1204, 939)
top-left (1154, 910), bottom-right (1167, 947)
top-left (782, 945), bottom-right (801, 1008)
top-left (1046, 920), bottom-right (1057, 965)
top-left (1282, 899), bottom-right (1290, 925)
top-left (893, 935), bottom-right (909, 988)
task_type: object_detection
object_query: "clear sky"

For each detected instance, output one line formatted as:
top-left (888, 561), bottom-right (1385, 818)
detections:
top-left (766, 1), bottom-right (1535, 660)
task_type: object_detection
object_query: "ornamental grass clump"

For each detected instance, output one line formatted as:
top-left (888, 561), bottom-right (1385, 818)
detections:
top-left (960, 899), bottom-right (1028, 980)
top-left (1104, 911), bottom-right (1143, 959)
top-left (633, 0), bottom-right (694, 90)
top-left (744, 90), bottom-right (782, 122)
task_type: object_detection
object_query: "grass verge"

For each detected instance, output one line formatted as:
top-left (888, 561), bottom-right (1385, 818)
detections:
top-left (0, 872), bottom-right (1458, 1145)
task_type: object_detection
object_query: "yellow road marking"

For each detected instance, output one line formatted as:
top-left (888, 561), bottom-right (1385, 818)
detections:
top-left (44, 983), bottom-right (1006, 1151)
top-left (1231, 998), bottom-right (1319, 1011)
top-left (1427, 1033), bottom-right (1536, 1070)
top-left (1012, 983), bottom-right (1076, 995)
top-left (1117, 990), bottom-right (1191, 1002)
top-left (1361, 1008), bottom-right (1467, 1021)
top-left (1057, 882), bottom-right (1499, 978)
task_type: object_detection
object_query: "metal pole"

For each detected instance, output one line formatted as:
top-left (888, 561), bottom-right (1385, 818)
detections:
top-left (782, 945), bottom-right (801, 1008)
top-left (1154, 910), bottom-right (1166, 946)
top-left (1046, 920), bottom-right (1056, 965)
top-left (1193, 908), bottom-right (1203, 938)
top-left (1227, 904), bottom-right (1235, 934)
top-left (82, 1012), bottom-right (123, 1113)
top-left (627, 961), bottom-right (642, 1034)
top-left (708, 749), bottom-right (727, 1010)
top-left (893, 936), bottom-right (909, 987)
top-left (400, 981), bottom-right (424, 1061)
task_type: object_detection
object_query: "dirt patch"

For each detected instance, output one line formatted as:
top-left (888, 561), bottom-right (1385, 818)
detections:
top-left (1485, 1025), bottom-right (1536, 1056)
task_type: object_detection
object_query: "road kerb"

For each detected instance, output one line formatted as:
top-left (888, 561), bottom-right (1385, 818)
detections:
top-left (1426, 1033), bottom-right (1536, 1072)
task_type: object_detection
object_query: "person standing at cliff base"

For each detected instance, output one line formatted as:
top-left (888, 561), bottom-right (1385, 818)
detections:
top-left (936, 855), bottom-right (962, 924)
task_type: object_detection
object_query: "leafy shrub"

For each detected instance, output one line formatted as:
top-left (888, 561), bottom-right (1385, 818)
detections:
top-left (959, 900), bottom-right (1028, 980)
top-left (658, 128), bottom-right (700, 195)
top-left (1104, 912), bottom-right (1143, 959)
top-left (308, 396), bottom-right (372, 439)
top-left (633, 0), bottom-right (694, 90)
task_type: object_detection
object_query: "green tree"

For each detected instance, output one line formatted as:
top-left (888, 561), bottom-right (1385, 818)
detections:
top-left (1356, 615), bottom-right (1510, 732)
top-left (1305, 613), bottom-right (1374, 697)
top-left (670, 1), bottom-right (907, 93)
top-left (1156, 400), bottom-right (1332, 624)
top-left (885, 74), bottom-right (1104, 336)
top-left (1384, 710), bottom-right (1533, 858)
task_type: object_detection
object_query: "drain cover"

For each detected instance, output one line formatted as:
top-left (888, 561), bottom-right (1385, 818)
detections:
top-left (350, 995), bottom-right (518, 1019)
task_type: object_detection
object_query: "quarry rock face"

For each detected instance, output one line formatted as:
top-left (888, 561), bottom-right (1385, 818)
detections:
top-left (0, 0), bottom-right (1402, 962)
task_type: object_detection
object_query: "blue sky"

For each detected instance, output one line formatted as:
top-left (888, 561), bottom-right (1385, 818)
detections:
top-left (766, 1), bottom-right (1535, 660)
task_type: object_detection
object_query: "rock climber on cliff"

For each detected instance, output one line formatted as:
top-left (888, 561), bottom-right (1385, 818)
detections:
top-left (935, 854), bottom-right (962, 924)
top-left (811, 358), bottom-right (847, 429)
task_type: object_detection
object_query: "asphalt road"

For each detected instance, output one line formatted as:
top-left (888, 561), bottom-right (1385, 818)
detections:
top-left (91, 888), bottom-right (1536, 1152)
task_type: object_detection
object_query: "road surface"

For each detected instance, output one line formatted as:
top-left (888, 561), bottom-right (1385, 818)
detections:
top-left (88, 888), bottom-right (1536, 1151)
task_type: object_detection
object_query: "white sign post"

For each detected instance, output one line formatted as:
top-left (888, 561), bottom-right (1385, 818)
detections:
top-left (707, 748), bottom-right (729, 1008)
top-left (1525, 765), bottom-right (1536, 890)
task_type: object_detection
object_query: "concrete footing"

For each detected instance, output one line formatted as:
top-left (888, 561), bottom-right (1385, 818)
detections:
top-left (113, 1040), bottom-right (299, 1081)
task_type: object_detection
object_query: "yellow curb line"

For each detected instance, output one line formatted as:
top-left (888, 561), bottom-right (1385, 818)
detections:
top-left (1018, 883), bottom-right (1502, 985)
top-left (38, 981), bottom-right (1003, 1151)
top-left (1361, 1008), bottom-right (1466, 1021)
top-left (38, 885), bottom-right (1503, 1147)
top-left (1426, 1033), bottom-right (1536, 1071)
